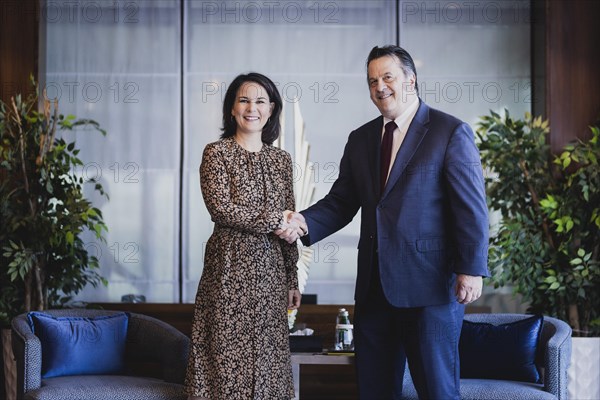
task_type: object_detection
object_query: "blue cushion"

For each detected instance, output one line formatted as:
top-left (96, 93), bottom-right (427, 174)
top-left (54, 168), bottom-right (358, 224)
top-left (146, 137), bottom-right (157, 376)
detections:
top-left (459, 315), bottom-right (543, 383)
top-left (27, 312), bottom-right (129, 378)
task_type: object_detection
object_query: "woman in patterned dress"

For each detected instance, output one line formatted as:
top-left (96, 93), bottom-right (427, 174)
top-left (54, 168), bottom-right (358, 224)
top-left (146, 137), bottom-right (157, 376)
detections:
top-left (185, 72), bottom-right (304, 400)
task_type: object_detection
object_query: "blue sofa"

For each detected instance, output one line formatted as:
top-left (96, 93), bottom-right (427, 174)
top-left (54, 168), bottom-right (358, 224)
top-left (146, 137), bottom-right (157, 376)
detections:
top-left (401, 313), bottom-right (572, 400)
top-left (12, 309), bottom-right (190, 400)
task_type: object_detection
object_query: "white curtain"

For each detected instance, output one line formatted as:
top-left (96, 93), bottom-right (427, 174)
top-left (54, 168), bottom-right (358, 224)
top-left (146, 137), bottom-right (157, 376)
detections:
top-left (399, 0), bottom-right (532, 312)
top-left (43, 0), bottom-right (182, 302)
top-left (182, 0), bottom-right (396, 303)
top-left (399, 0), bottom-right (532, 127)
top-left (43, 0), bottom-right (530, 305)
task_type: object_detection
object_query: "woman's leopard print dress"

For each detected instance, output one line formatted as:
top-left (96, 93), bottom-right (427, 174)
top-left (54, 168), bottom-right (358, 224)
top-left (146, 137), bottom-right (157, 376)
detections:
top-left (185, 137), bottom-right (299, 399)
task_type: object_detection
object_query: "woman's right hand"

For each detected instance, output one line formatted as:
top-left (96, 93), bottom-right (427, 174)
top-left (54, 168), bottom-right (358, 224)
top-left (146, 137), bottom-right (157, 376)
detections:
top-left (276, 211), bottom-right (307, 243)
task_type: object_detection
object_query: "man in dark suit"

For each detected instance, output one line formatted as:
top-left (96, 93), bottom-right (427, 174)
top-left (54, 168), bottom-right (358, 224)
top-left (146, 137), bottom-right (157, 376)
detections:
top-left (278, 45), bottom-right (489, 399)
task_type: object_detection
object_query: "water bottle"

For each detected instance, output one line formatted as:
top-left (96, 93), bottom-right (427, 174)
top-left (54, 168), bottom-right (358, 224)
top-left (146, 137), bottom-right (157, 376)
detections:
top-left (334, 308), bottom-right (354, 351)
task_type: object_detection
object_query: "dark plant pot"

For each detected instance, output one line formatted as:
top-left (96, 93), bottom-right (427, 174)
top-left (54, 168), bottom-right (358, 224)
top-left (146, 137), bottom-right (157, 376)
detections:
top-left (1, 327), bottom-right (16, 400)
top-left (0, 333), bottom-right (5, 400)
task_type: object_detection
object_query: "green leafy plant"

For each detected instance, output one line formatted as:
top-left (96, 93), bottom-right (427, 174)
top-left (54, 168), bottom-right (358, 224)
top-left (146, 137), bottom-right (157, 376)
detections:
top-left (477, 110), bottom-right (600, 336)
top-left (0, 81), bottom-right (108, 326)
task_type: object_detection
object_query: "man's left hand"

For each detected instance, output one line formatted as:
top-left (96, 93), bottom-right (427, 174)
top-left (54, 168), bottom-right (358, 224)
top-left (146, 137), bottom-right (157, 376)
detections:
top-left (455, 274), bottom-right (483, 304)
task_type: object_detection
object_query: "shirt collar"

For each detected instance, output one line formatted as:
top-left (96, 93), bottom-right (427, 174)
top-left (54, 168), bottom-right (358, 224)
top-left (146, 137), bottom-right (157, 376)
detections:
top-left (382, 97), bottom-right (420, 132)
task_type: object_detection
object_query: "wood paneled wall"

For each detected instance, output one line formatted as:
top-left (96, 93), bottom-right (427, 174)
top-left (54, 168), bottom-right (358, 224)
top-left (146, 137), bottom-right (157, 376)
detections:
top-left (0, 1), bottom-right (40, 104)
top-left (543, 0), bottom-right (600, 152)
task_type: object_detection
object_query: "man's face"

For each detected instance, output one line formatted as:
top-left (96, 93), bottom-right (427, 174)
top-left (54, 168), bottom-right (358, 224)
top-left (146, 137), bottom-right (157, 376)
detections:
top-left (367, 55), bottom-right (416, 120)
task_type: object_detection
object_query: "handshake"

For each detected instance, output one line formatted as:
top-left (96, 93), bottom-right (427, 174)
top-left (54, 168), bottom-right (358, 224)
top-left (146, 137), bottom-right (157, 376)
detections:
top-left (275, 211), bottom-right (308, 244)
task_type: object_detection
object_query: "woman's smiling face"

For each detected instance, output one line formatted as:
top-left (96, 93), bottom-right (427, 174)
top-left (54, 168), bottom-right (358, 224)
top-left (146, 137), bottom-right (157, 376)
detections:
top-left (231, 81), bottom-right (274, 136)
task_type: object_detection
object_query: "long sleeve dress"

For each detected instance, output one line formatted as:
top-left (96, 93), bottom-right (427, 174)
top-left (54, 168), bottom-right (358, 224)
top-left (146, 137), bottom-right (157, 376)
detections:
top-left (185, 137), bottom-right (299, 400)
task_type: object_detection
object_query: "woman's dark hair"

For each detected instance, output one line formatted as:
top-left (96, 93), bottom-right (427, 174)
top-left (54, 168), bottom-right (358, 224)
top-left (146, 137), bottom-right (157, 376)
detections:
top-left (366, 45), bottom-right (419, 95)
top-left (220, 72), bottom-right (283, 145)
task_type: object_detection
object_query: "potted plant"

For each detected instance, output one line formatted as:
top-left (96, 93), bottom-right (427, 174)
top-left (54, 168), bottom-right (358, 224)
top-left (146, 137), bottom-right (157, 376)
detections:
top-left (0, 81), bottom-right (108, 399)
top-left (476, 109), bottom-right (599, 398)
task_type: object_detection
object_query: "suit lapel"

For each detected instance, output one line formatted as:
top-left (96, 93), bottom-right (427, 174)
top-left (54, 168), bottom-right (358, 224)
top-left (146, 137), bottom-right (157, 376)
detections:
top-left (381, 101), bottom-right (430, 199)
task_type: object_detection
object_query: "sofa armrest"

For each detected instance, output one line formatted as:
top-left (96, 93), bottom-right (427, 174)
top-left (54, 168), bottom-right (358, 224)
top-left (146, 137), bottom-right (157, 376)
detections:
top-left (542, 316), bottom-right (572, 400)
top-left (126, 313), bottom-right (190, 384)
top-left (11, 314), bottom-right (42, 398)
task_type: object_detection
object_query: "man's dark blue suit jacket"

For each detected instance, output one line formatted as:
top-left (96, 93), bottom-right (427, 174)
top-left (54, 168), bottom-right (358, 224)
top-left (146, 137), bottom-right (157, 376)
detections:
top-left (301, 100), bottom-right (489, 307)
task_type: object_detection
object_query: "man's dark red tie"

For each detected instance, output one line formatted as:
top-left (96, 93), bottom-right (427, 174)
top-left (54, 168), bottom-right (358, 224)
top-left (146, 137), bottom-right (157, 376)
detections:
top-left (380, 121), bottom-right (397, 195)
